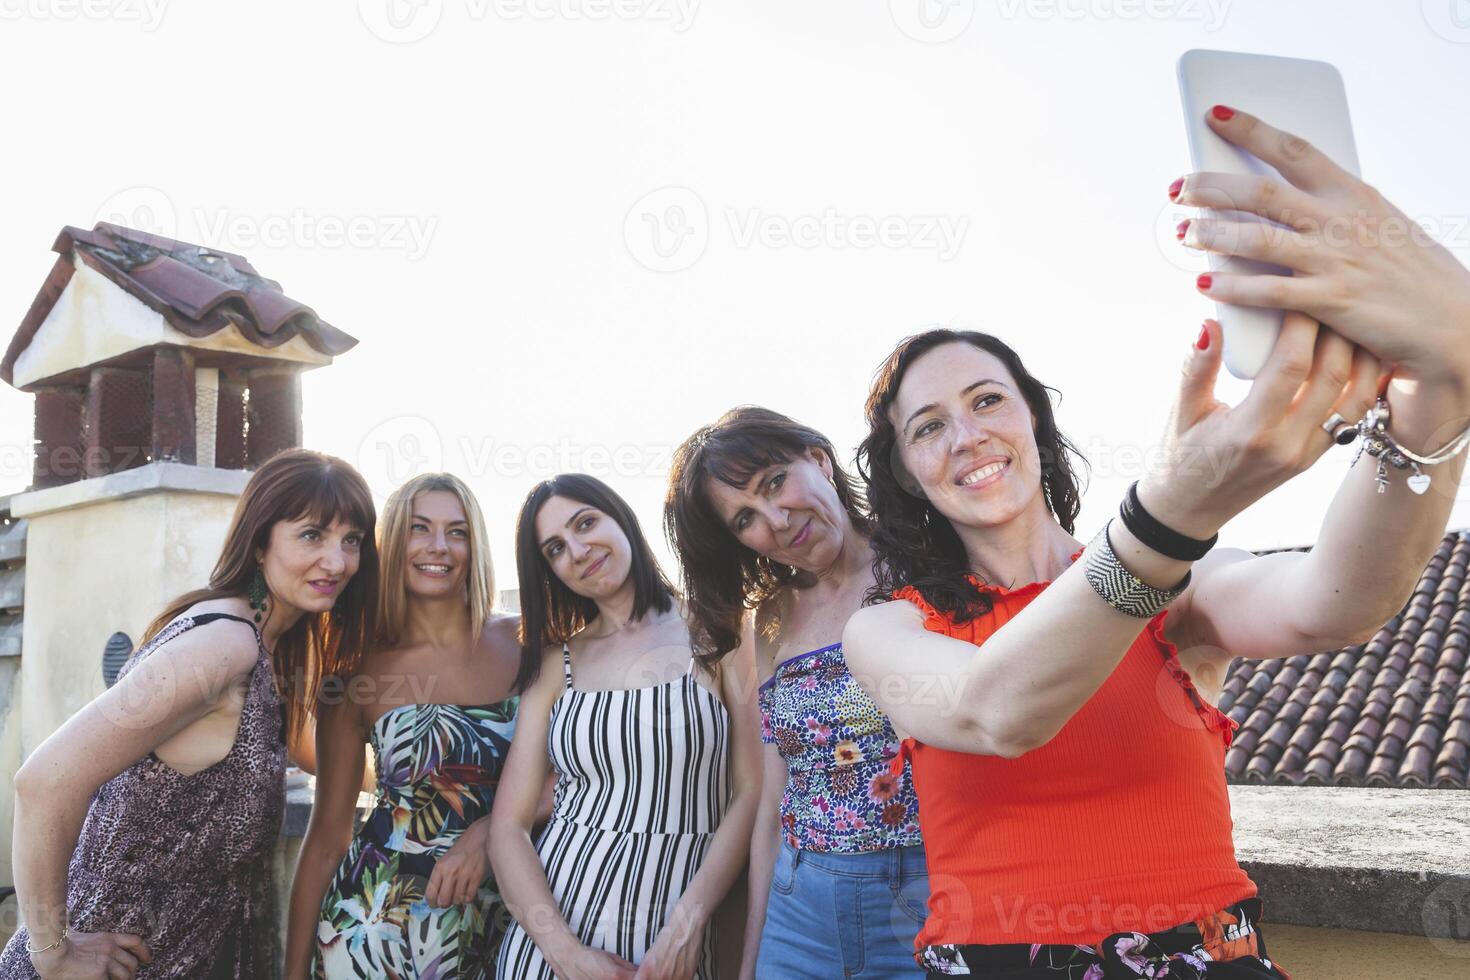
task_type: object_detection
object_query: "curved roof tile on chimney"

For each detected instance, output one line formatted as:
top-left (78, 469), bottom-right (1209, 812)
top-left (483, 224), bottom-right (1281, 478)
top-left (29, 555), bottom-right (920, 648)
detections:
top-left (3, 222), bottom-right (356, 385)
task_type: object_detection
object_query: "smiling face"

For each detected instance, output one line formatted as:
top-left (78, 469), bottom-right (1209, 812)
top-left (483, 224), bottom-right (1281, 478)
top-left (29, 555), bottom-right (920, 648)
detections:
top-left (403, 489), bottom-right (471, 599)
top-left (701, 447), bottom-right (850, 574)
top-left (534, 494), bottom-right (634, 601)
top-left (888, 340), bottom-right (1043, 529)
top-left (256, 515), bottom-right (365, 618)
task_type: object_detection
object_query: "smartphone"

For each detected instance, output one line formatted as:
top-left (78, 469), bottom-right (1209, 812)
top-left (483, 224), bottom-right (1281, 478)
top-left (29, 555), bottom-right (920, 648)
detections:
top-left (1177, 50), bottom-right (1360, 379)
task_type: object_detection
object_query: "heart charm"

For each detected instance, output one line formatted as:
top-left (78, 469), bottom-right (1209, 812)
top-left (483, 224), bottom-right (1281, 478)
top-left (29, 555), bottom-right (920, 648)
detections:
top-left (1407, 473), bottom-right (1431, 495)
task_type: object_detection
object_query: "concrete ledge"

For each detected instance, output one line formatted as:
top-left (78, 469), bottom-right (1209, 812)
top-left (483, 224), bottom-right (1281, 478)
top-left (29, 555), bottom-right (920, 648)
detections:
top-left (279, 784), bottom-right (1466, 941)
top-left (10, 463), bottom-right (251, 519)
top-left (1230, 785), bottom-right (1470, 939)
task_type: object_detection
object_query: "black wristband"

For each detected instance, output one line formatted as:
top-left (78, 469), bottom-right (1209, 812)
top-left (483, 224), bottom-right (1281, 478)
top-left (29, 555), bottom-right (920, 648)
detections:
top-left (1119, 481), bottom-right (1217, 562)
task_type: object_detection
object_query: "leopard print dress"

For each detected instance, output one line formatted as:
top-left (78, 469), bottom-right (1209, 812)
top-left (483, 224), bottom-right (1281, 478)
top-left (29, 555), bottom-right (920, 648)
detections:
top-left (0, 611), bottom-right (286, 978)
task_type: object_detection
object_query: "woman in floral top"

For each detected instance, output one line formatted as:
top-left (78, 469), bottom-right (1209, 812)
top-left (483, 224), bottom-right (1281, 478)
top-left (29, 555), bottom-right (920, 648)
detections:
top-left (667, 406), bottom-right (927, 978)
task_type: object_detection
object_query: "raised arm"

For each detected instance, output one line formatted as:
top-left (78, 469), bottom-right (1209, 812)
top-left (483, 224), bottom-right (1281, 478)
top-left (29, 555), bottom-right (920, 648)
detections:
top-left (12, 617), bottom-right (260, 974)
top-left (847, 307), bottom-right (1373, 758)
top-left (1160, 108), bottom-right (1470, 672)
top-left (283, 696), bottom-right (367, 979)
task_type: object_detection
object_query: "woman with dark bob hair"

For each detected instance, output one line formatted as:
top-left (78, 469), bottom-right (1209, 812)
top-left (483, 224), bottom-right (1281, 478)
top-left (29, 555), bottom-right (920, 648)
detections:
top-left (491, 474), bottom-right (760, 980)
top-left (844, 109), bottom-right (1470, 977)
top-left (666, 406), bottom-right (927, 978)
top-left (3, 448), bottom-right (378, 978)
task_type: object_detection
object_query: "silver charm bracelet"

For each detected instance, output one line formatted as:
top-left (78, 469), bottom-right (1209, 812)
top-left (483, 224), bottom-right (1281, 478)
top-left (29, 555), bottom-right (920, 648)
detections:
top-left (1349, 395), bottom-right (1470, 495)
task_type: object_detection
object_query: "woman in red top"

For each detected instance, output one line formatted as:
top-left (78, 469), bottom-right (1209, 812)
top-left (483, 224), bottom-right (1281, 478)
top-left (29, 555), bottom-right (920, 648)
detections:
top-left (843, 108), bottom-right (1470, 977)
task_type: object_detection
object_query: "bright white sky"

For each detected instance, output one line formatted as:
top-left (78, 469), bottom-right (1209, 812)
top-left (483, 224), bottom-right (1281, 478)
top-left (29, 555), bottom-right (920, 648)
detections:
top-left (3, 0), bottom-right (1469, 588)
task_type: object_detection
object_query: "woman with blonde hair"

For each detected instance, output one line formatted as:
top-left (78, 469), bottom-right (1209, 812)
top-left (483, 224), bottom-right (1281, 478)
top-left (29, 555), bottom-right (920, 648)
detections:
top-left (286, 473), bottom-right (521, 979)
top-left (2, 447), bottom-right (378, 979)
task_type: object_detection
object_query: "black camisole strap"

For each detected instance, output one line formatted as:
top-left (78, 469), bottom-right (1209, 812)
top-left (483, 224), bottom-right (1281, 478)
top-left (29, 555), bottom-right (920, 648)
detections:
top-left (188, 611), bottom-right (260, 632)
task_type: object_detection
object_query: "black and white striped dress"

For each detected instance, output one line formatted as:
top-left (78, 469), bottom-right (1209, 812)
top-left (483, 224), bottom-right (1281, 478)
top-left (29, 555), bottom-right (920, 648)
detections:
top-left (496, 645), bottom-right (730, 979)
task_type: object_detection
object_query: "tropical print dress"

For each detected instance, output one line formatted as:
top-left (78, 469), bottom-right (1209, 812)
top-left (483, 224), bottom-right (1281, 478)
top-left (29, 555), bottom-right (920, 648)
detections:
top-left (314, 699), bottom-right (518, 978)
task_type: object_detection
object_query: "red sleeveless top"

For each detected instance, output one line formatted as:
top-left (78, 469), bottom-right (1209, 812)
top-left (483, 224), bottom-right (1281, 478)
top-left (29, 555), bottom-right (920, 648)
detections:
top-left (891, 550), bottom-right (1256, 948)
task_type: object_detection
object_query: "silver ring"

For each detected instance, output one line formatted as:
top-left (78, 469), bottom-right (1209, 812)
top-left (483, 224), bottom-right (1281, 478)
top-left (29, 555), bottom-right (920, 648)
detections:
top-left (1321, 412), bottom-right (1358, 446)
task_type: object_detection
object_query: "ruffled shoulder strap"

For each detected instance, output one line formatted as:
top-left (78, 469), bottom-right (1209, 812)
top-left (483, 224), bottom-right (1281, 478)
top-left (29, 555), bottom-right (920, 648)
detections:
top-left (1148, 609), bottom-right (1238, 751)
top-left (891, 585), bottom-right (959, 637)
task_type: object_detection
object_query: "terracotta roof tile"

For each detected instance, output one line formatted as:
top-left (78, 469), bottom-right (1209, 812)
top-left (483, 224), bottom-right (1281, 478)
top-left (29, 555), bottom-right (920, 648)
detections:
top-left (1225, 529), bottom-right (1470, 790)
top-left (4, 222), bottom-right (356, 386)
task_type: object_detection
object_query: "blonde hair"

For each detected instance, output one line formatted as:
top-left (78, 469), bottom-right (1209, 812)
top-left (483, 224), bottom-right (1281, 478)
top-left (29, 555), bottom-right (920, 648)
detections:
top-left (376, 473), bottom-right (496, 648)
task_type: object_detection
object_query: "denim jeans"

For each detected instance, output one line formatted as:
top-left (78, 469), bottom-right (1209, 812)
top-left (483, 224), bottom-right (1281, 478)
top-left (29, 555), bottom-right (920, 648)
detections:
top-left (756, 841), bottom-right (929, 978)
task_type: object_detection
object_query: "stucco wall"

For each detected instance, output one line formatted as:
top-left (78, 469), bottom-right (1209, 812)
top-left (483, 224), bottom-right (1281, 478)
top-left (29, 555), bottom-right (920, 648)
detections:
top-left (16, 489), bottom-right (241, 754)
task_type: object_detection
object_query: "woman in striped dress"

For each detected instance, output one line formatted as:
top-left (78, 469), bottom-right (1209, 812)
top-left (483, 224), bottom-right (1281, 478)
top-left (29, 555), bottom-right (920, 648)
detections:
top-left (491, 474), bottom-right (761, 980)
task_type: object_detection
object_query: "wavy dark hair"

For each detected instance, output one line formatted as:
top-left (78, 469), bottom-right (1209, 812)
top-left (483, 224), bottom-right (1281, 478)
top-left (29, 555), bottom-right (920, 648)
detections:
top-left (856, 329), bottom-right (1088, 624)
top-left (143, 448), bottom-right (379, 744)
top-left (513, 473), bottom-right (676, 692)
top-left (664, 406), bottom-right (872, 668)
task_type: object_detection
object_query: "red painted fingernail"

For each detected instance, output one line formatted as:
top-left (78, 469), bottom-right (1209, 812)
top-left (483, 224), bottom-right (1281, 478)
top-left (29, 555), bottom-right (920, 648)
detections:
top-left (1168, 177), bottom-right (1184, 200)
top-left (1211, 104), bottom-right (1235, 121)
top-left (1196, 323), bottom-right (1210, 350)
top-left (1176, 219), bottom-right (1190, 241)
top-left (1196, 273), bottom-right (1213, 292)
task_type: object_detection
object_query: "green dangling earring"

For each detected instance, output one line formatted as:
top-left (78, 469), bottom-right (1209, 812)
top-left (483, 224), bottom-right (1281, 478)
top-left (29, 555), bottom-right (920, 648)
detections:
top-left (248, 566), bottom-right (269, 624)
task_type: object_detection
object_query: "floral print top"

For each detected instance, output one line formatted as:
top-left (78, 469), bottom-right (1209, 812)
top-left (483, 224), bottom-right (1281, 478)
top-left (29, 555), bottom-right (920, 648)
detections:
top-left (759, 642), bottom-right (922, 852)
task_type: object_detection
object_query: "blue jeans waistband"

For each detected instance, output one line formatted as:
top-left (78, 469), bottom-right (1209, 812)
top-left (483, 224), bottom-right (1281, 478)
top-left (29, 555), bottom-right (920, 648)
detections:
top-left (784, 840), bottom-right (928, 881)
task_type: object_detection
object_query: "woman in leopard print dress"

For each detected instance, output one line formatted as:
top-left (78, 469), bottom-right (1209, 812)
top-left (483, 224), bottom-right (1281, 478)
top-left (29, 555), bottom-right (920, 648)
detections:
top-left (1, 449), bottom-right (379, 978)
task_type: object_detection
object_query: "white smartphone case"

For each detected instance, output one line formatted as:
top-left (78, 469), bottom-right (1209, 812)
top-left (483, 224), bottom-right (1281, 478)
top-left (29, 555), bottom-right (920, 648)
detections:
top-left (1177, 49), bottom-right (1360, 379)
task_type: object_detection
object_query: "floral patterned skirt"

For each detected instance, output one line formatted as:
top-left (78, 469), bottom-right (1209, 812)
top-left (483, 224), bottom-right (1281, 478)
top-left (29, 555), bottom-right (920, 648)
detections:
top-left (921, 899), bottom-right (1289, 978)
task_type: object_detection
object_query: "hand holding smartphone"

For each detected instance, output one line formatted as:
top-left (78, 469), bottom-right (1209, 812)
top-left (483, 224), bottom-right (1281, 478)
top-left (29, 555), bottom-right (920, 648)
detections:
top-left (1176, 49), bottom-right (1360, 379)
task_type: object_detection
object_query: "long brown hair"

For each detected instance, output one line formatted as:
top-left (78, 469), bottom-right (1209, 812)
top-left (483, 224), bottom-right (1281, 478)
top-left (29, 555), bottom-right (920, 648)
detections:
top-left (856, 329), bottom-right (1088, 623)
top-left (143, 448), bottom-right (379, 742)
top-left (664, 405), bottom-right (872, 667)
top-left (513, 474), bottom-right (675, 693)
top-left (376, 473), bottom-right (496, 649)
